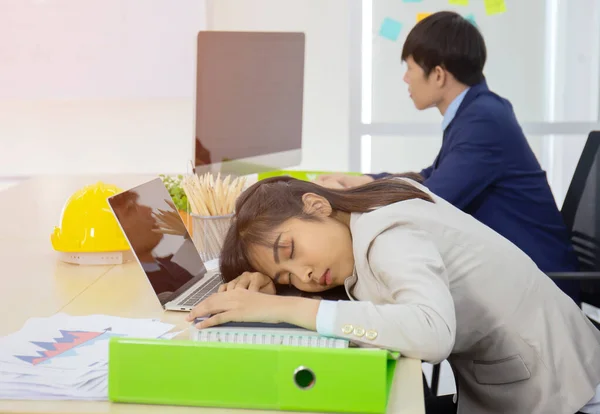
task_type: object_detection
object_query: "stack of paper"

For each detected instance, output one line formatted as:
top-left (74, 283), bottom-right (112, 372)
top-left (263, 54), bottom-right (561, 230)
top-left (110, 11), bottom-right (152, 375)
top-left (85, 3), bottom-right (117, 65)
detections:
top-left (0, 313), bottom-right (176, 400)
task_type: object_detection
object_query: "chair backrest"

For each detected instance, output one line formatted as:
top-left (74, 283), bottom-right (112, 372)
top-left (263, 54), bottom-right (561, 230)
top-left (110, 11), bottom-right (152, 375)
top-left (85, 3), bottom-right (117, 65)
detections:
top-left (561, 131), bottom-right (600, 273)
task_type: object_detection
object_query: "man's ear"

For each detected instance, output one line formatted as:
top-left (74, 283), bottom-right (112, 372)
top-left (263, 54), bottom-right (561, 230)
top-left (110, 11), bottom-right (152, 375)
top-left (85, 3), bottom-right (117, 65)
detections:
top-left (432, 65), bottom-right (447, 87)
top-left (302, 193), bottom-right (333, 217)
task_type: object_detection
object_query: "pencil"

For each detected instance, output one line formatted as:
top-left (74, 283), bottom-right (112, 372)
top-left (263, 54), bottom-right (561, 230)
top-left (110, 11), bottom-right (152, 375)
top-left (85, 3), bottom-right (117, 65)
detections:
top-left (181, 173), bottom-right (247, 260)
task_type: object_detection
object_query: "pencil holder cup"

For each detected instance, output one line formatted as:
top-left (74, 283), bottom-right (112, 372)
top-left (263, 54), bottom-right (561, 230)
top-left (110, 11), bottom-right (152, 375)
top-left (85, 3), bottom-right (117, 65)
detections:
top-left (191, 213), bottom-right (234, 262)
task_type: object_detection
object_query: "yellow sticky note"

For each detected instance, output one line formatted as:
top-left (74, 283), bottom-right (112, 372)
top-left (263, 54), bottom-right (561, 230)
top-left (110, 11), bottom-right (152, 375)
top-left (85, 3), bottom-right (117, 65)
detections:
top-left (449, 0), bottom-right (469, 5)
top-left (417, 12), bottom-right (432, 22)
top-left (484, 0), bottom-right (506, 15)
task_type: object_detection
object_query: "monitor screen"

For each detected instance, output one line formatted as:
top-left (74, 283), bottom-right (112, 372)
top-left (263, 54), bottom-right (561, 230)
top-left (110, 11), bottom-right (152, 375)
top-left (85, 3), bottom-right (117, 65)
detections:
top-left (194, 31), bottom-right (305, 175)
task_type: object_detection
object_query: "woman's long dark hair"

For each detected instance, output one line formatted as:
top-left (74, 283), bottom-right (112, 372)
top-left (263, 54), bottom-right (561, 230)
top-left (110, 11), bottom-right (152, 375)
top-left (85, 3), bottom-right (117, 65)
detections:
top-left (219, 174), bottom-right (433, 281)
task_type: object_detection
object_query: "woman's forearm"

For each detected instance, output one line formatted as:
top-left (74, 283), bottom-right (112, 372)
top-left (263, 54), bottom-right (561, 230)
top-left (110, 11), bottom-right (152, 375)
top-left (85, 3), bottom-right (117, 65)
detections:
top-left (274, 295), bottom-right (320, 331)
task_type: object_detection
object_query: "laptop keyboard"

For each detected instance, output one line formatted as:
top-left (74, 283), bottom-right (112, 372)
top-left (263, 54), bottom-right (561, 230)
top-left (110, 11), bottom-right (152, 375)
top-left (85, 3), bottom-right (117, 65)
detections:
top-left (178, 274), bottom-right (222, 307)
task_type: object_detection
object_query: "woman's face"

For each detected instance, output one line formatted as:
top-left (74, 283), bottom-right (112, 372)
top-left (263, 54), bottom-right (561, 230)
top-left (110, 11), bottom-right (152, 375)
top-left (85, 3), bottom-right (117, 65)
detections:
top-left (249, 195), bottom-right (355, 293)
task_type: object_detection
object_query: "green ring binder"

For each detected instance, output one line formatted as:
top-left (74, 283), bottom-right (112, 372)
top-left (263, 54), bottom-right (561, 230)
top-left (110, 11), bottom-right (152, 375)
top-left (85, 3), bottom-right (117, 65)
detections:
top-left (293, 366), bottom-right (316, 390)
top-left (108, 337), bottom-right (398, 413)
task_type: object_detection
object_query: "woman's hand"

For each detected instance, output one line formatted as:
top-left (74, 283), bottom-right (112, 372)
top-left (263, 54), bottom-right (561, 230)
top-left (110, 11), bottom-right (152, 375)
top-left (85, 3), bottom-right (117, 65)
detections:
top-left (185, 289), bottom-right (320, 331)
top-left (186, 290), bottom-right (282, 328)
top-left (218, 271), bottom-right (276, 295)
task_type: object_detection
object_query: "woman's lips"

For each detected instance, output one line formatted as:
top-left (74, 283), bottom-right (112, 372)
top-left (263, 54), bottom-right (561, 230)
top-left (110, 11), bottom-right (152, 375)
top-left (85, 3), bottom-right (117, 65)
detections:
top-left (319, 269), bottom-right (332, 286)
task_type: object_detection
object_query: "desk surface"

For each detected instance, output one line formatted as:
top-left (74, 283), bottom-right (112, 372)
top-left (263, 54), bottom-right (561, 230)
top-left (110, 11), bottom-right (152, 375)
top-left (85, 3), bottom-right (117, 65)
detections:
top-left (0, 175), bottom-right (425, 414)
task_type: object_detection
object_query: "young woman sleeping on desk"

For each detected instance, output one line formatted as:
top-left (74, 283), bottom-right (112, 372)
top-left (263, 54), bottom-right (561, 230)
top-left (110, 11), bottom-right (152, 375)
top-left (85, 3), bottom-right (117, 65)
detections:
top-left (186, 176), bottom-right (600, 414)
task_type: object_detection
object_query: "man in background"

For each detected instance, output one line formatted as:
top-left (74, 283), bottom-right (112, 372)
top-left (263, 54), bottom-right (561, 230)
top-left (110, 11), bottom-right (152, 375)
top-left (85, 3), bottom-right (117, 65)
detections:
top-left (316, 11), bottom-right (579, 303)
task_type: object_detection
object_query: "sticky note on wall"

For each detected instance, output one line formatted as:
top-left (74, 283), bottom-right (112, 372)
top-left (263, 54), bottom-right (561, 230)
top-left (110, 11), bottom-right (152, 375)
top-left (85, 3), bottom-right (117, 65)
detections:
top-left (465, 13), bottom-right (477, 27)
top-left (378, 18), bottom-right (403, 41)
top-left (417, 12), bottom-right (432, 22)
top-left (484, 0), bottom-right (507, 15)
top-left (449, 0), bottom-right (469, 5)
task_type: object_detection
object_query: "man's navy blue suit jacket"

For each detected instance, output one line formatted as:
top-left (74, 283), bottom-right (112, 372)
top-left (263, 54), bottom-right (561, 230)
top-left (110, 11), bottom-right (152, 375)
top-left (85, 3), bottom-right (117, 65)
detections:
top-left (371, 80), bottom-right (579, 301)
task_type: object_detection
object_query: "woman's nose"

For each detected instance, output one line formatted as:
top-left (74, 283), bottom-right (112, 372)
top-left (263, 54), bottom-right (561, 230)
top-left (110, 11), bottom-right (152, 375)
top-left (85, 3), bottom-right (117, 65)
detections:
top-left (298, 269), bottom-right (313, 284)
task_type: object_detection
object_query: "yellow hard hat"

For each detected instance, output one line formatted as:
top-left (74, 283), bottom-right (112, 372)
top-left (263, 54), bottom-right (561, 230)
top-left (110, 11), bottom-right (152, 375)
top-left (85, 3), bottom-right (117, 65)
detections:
top-left (51, 182), bottom-right (130, 254)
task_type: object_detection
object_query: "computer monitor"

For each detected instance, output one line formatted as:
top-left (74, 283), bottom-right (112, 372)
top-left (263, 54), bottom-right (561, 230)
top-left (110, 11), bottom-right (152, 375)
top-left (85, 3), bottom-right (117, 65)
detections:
top-left (193, 31), bottom-right (305, 175)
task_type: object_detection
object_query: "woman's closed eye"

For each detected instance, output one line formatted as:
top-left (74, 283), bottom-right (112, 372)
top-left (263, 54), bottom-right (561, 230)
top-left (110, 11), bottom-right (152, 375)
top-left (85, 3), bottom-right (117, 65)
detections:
top-left (273, 238), bottom-right (295, 287)
top-left (286, 240), bottom-right (294, 287)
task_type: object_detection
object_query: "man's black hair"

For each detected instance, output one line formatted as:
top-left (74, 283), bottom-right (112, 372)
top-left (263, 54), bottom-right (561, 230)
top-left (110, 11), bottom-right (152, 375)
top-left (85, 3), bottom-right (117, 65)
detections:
top-left (401, 11), bottom-right (486, 86)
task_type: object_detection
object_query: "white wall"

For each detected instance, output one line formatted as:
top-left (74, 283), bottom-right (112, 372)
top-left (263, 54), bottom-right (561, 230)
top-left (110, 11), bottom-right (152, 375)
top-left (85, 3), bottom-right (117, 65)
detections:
top-left (0, 0), bottom-right (206, 178)
top-left (206, 0), bottom-right (350, 172)
top-left (545, 0), bottom-right (600, 206)
top-left (371, 0), bottom-right (547, 124)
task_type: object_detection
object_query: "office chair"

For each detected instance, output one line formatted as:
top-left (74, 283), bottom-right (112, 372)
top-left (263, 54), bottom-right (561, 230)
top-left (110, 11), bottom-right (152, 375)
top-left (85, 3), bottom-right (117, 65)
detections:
top-left (547, 131), bottom-right (600, 316)
top-left (430, 131), bottom-right (600, 396)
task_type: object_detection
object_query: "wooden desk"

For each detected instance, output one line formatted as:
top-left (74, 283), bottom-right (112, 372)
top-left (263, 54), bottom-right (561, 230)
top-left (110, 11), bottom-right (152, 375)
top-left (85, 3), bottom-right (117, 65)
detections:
top-left (0, 176), bottom-right (425, 414)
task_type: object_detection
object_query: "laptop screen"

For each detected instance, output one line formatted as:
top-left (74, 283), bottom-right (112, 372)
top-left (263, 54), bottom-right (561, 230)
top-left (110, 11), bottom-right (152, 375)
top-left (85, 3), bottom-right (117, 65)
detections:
top-left (108, 178), bottom-right (207, 304)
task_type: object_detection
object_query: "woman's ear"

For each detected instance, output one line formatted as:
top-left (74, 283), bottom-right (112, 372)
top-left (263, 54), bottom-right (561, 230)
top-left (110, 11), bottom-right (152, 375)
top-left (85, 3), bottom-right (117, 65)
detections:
top-left (302, 193), bottom-right (333, 217)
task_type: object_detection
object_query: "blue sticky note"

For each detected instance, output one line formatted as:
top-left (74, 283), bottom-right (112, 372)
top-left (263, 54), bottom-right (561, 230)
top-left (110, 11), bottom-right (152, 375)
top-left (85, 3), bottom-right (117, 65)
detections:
top-left (379, 18), bottom-right (403, 41)
top-left (465, 13), bottom-right (477, 27)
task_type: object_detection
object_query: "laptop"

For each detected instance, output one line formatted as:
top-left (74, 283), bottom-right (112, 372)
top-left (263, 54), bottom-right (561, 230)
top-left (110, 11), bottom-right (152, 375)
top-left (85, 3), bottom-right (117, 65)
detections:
top-left (107, 177), bottom-right (223, 311)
